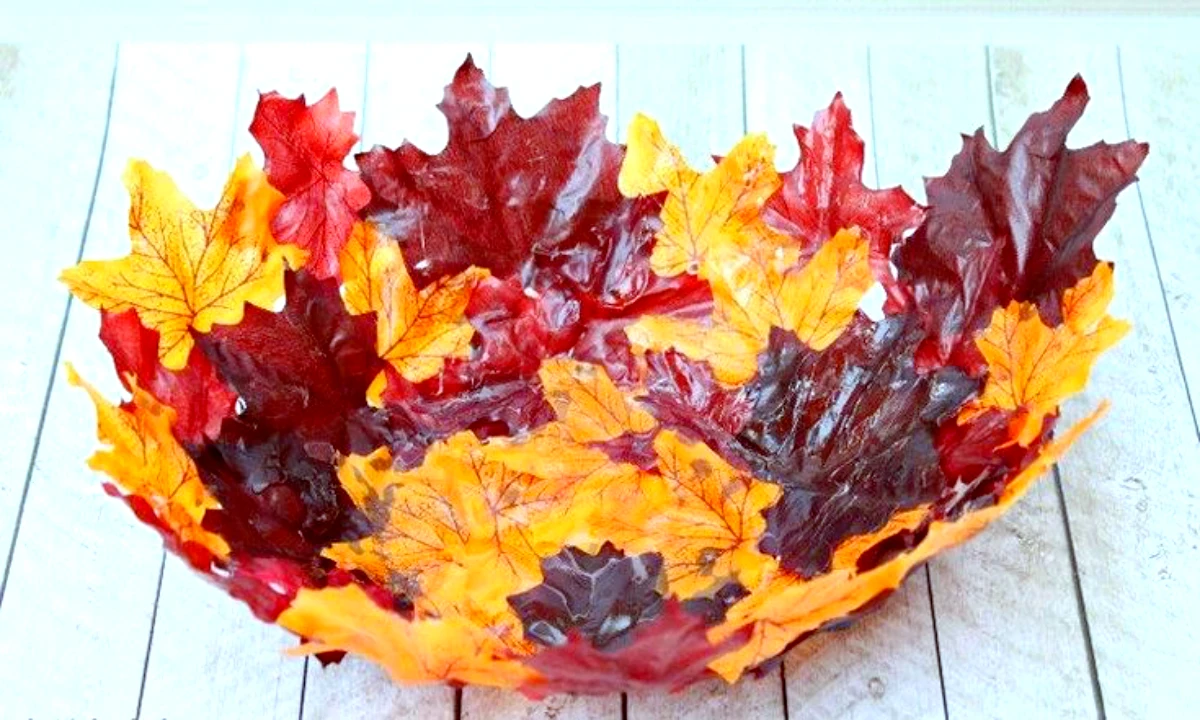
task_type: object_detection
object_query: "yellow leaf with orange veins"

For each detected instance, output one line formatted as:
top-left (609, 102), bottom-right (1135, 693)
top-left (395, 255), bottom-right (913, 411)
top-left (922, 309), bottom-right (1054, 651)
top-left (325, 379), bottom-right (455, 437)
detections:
top-left (60, 156), bottom-right (288, 370)
top-left (963, 262), bottom-right (1129, 445)
top-left (279, 584), bottom-right (538, 689)
top-left (624, 307), bottom-right (767, 387)
top-left (537, 358), bottom-right (657, 442)
top-left (67, 364), bottom-right (229, 560)
top-left (780, 227), bottom-right (873, 350)
top-left (618, 113), bottom-right (781, 278)
top-left (340, 220), bottom-right (488, 383)
top-left (707, 405), bottom-right (1107, 681)
top-left (596, 430), bottom-right (780, 598)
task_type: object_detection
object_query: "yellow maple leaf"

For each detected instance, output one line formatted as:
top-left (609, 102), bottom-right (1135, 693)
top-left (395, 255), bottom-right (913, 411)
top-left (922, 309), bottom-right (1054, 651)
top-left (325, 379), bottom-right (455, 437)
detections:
top-left (962, 262), bottom-right (1129, 445)
top-left (624, 296), bottom-right (767, 387)
top-left (61, 155), bottom-right (289, 370)
top-left (67, 364), bottom-right (229, 560)
top-left (278, 584), bottom-right (537, 688)
top-left (340, 220), bottom-right (488, 386)
top-left (779, 227), bottom-right (873, 350)
top-left (707, 405), bottom-right (1107, 681)
top-left (537, 358), bottom-right (657, 442)
top-left (594, 430), bottom-right (780, 598)
top-left (618, 113), bottom-right (781, 279)
top-left (325, 431), bottom-right (579, 620)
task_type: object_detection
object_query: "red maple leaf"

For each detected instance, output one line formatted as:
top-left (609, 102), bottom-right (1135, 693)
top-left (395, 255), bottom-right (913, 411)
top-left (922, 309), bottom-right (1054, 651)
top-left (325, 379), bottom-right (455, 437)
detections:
top-left (99, 308), bottom-right (236, 444)
top-left (250, 89), bottom-right (371, 279)
top-left (764, 93), bottom-right (924, 308)
top-left (519, 600), bottom-right (751, 698)
top-left (893, 76), bottom-right (1148, 374)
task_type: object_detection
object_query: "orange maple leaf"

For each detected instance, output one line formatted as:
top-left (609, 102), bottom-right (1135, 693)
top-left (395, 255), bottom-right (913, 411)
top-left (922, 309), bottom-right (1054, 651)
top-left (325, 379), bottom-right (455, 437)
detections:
top-left (340, 221), bottom-right (488, 389)
top-left (325, 431), bottom-right (582, 621)
top-left (593, 430), bottom-right (780, 598)
top-left (60, 156), bottom-right (291, 370)
top-left (67, 364), bottom-right (229, 560)
top-left (278, 583), bottom-right (538, 688)
top-left (707, 405), bottom-right (1107, 681)
top-left (962, 262), bottom-right (1129, 445)
top-left (537, 358), bottom-right (657, 443)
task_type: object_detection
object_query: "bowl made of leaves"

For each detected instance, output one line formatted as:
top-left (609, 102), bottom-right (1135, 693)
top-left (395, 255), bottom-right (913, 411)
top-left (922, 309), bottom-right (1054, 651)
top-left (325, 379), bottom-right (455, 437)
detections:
top-left (62, 58), bottom-right (1145, 696)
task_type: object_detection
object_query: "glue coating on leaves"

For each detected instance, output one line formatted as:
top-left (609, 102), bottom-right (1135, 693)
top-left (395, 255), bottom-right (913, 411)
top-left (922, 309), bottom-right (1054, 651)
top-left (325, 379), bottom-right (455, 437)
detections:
top-left (61, 62), bottom-right (1141, 695)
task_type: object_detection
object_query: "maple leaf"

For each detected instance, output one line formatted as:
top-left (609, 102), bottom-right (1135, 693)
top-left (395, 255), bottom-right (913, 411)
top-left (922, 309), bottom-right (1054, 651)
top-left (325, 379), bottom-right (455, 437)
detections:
top-left (708, 406), bottom-right (1106, 681)
top-left (735, 316), bottom-right (978, 577)
top-left (339, 220), bottom-right (487, 388)
top-left (325, 432), bottom-right (584, 618)
top-left (200, 268), bottom-right (382, 442)
top-left (279, 583), bottom-right (537, 688)
top-left (893, 76), bottom-right (1148, 373)
top-left (618, 112), bottom-right (781, 279)
top-left (960, 262), bottom-right (1129, 445)
top-left (507, 542), bottom-right (666, 650)
top-left (537, 357), bottom-right (657, 443)
top-left (68, 364), bottom-right (229, 561)
top-left (357, 56), bottom-right (625, 287)
top-left (520, 599), bottom-right (750, 698)
top-left (250, 89), bottom-right (370, 279)
top-left (594, 430), bottom-right (780, 598)
top-left (61, 155), bottom-right (289, 370)
top-left (763, 93), bottom-right (924, 304)
top-left (99, 308), bottom-right (236, 444)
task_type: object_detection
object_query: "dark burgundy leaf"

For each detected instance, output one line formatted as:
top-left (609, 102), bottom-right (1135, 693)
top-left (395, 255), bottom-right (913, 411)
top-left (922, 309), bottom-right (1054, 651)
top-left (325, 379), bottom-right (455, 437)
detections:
top-left (508, 542), bottom-right (665, 650)
top-left (894, 75), bottom-right (1149, 373)
top-left (734, 315), bottom-right (978, 577)
top-left (100, 308), bottom-right (236, 444)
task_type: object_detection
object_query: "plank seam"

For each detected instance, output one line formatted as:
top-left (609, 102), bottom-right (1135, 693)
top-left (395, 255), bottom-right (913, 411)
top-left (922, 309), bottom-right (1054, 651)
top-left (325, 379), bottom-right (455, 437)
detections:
top-left (0, 42), bottom-right (120, 611)
top-left (134, 551), bottom-right (168, 719)
top-left (297, 657), bottom-right (309, 720)
top-left (1115, 45), bottom-right (1200, 442)
top-left (1053, 467), bottom-right (1108, 719)
top-left (779, 660), bottom-right (790, 720)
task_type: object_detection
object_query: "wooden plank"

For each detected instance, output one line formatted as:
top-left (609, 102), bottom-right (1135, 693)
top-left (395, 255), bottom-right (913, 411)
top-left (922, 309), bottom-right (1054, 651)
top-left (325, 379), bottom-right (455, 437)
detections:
top-left (741, 44), bottom-right (944, 720)
top-left (1120, 48), bottom-right (1200, 432)
top-left (0, 43), bottom-right (241, 718)
top-left (886, 47), bottom-right (1100, 719)
top-left (1052, 46), bottom-right (1200, 717)
top-left (454, 42), bottom-right (624, 720)
top-left (137, 45), bottom-right (369, 720)
top-left (298, 44), bottom-right (484, 720)
top-left (0, 43), bottom-right (115, 596)
top-left (615, 44), bottom-right (785, 720)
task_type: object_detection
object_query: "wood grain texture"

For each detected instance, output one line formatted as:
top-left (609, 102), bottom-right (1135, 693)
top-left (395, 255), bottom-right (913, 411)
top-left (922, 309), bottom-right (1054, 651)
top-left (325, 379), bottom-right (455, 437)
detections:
top-left (742, 44), bottom-right (942, 720)
top-left (0, 43), bottom-right (114, 595)
top-left (901, 46), bottom-right (1097, 719)
top-left (0, 44), bottom-right (241, 718)
top-left (138, 45), bottom-right (372, 720)
top-left (616, 43), bottom-right (785, 720)
top-left (1054, 46), bottom-right (1200, 717)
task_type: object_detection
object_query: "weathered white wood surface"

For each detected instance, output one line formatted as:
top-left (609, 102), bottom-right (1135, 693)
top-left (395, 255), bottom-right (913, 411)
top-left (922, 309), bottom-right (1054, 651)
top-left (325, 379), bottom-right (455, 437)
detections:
top-left (0, 42), bottom-right (1195, 720)
top-left (0, 43), bottom-right (115, 599)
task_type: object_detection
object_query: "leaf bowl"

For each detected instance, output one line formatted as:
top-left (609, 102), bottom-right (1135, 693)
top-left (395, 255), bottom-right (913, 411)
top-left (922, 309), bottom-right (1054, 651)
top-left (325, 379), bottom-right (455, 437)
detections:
top-left (61, 57), bottom-right (1145, 697)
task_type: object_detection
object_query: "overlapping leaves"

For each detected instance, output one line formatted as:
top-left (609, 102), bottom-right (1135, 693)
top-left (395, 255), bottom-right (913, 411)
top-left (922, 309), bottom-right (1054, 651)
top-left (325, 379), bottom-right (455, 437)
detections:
top-left (61, 62), bottom-right (1141, 695)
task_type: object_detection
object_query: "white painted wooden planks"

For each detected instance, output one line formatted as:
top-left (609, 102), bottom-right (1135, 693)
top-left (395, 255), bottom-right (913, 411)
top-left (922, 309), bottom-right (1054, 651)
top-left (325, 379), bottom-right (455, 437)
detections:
top-left (0, 44), bottom-right (242, 718)
top-left (747, 45), bottom-right (950, 720)
top-left (0, 44), bottom-right (114, 596)
top-left (615, 44), bottom-right (786, 720)
top-left (457, 43), bottom-right (624, 720)
top-left (1056, 46), bottom-right (1200, 717)
top-left (137, 45), bottom-right (371, 720)
top-left (298, 44), bottom-right (480, 720)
